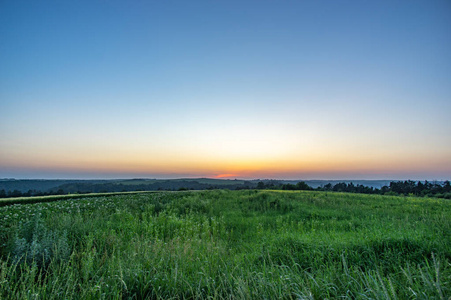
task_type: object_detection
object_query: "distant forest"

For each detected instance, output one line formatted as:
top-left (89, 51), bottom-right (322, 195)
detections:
top-left (0, 179), bottom-right (450, 199)
top-left (257, 180), bottom-right (451, 199)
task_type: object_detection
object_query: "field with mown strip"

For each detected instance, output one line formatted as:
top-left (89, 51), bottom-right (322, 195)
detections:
top-left (0, 190), bottom-right (450, 299)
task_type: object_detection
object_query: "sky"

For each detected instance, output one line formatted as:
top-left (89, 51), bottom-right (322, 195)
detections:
top-left (1, 0), bottom-right (450, 180)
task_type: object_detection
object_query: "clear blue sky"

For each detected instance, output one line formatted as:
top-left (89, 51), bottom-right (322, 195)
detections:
top-left (1, 0), bottom-right (450, 180)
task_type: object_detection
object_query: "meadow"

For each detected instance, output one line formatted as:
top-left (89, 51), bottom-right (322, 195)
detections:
top-left (0, 190), bottom-right (450, 299)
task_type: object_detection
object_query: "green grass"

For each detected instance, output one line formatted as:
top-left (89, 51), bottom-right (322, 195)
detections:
top-left (0, 191), bottom-right (159, 207)
top-left (0, 190), bottom-right (450, 299)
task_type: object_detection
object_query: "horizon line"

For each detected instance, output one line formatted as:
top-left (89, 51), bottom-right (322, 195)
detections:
top-left (1, 177), bottom-right (449, 182)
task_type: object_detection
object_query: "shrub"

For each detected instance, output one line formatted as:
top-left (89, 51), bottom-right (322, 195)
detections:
top-left (11, 217), bottom-right (70, 268)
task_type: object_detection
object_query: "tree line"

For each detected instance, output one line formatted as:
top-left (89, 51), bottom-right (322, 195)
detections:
top-left (255, 180), bottom-right (451, 199)
top-left (0, 180), bottom-right (253, 198)
top-left (1, 180), bottom-right (450, 199)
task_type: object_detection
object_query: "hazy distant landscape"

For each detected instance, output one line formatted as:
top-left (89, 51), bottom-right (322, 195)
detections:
top-left (1, 178), bottom-right (450, 200)
top-left (0, 178), bottom-right (393, 193)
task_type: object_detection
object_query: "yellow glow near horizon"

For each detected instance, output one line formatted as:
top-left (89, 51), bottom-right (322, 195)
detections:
top-left (1, 107), bottom-right (450, 179)
top-left (3, 141), bottom-right (450, 179)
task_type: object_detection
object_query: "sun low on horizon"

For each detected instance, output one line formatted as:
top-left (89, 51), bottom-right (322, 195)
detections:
top-left (1, 0), bottom-right (450, 181)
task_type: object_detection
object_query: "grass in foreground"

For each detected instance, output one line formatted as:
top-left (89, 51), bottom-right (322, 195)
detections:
top-left (0, 190), bottom-right (450, 299)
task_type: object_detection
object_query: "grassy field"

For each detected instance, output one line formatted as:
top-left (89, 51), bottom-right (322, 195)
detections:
top-left (0, 191), bottom-right (158, 207)
top-left (0, 190), bottom-right (450, 299)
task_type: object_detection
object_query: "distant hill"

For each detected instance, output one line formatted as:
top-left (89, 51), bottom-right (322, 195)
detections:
top-left (0, 178), bottom-right (422, 193)
top-left (0, 178), bottom-right (251, 193)
top-left (0, 179), bottom-right (107, 193)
